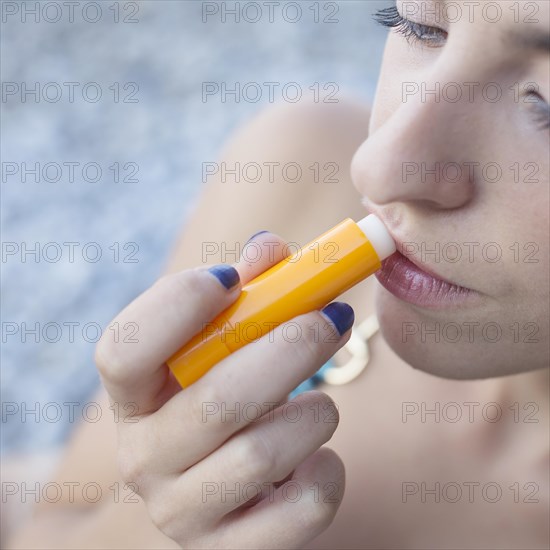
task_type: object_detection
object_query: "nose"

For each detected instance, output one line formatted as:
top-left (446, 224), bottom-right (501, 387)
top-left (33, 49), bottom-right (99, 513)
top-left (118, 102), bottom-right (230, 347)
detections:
top-left (352, 80), bottom-right (479, 210)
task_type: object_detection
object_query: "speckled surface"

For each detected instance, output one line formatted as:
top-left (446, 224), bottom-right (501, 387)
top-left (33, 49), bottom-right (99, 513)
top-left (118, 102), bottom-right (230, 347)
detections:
top-left (1, 0), bottom-right (389, 454)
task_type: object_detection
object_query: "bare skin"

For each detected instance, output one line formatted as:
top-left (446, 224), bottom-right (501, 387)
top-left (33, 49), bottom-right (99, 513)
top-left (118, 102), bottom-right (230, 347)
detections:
top-left (5, 0), bottom-right (549, 546)
top-left (6, 98), bottom-right (548, 550)
top-left (5, 100), bottom-right (376, 549)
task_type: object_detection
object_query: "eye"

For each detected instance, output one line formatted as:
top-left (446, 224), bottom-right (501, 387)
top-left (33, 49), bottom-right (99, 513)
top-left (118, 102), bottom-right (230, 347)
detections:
top-left (374, 6), bottom-right (447, 48)
top-left (526, 89), bottom-right (550, 130)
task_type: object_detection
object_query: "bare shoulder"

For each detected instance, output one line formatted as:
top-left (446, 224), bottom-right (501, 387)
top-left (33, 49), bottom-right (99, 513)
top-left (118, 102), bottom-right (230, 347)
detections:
top-left (167, 98), bottom-right (372, 272)
top-left (223, 98), bottom-right (371, 157)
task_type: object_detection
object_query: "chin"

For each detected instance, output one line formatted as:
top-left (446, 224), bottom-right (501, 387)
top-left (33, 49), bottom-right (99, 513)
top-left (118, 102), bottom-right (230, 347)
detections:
top-left (373, 285), bottom-right (538, 381)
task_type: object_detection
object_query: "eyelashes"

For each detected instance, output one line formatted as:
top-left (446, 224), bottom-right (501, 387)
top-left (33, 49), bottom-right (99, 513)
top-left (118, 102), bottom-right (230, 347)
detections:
top-left (373, 5), bottom-right (549, 132)
top-left (527, 93), bottom-right (550, 130)
top-left (524, 84), bottom-right (550, 129)
top-left (373, 6), bottom-right (447, 47)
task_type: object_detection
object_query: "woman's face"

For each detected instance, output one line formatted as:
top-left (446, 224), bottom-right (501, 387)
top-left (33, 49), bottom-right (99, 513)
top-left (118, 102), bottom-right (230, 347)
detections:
top-left (351, 0), bottom-right (549, 379)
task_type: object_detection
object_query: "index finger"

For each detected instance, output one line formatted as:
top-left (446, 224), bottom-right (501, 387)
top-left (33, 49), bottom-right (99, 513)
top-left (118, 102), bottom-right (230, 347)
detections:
top-left (94, 266), bottom-right (242, 415)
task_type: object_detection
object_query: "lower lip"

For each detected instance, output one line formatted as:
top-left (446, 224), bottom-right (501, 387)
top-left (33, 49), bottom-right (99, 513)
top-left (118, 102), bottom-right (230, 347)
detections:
top-left (375, 252), bottom-right (478, 309)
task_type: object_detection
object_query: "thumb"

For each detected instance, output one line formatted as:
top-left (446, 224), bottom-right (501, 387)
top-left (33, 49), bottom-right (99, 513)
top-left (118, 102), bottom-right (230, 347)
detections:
top-left (233, 230), bottom-right (291, 283)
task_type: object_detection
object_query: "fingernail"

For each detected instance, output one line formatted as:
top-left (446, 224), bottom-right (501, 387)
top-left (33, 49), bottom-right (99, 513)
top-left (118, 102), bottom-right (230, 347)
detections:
top-left (321, 302), bottom-right (355, 337)
top-left (246, 230), bottom-right (269, 244)
top-left (207, 265), bottom-right (240, 290)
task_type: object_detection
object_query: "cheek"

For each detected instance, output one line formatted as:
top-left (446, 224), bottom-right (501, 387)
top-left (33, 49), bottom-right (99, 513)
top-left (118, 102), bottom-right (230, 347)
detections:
top-left (488, 172), bottom-right (550, 304)
top-left (368, 35), bottom-right (410, 134)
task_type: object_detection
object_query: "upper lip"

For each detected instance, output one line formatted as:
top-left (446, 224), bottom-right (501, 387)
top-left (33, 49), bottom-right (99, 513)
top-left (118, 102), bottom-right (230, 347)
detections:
top-left (362, 199), bottom-right (474, 291)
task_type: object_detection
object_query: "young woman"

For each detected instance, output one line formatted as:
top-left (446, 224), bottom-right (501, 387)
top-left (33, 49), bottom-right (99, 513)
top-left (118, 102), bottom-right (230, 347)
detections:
top-left (7, 0), bottom-right (549, 548)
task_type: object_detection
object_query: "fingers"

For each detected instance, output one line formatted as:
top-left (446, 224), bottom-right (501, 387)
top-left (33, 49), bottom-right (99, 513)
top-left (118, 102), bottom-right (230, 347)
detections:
top-left (203, 447), bottom-right (345, 549)
top-left (233, 231), bottom-right (289, 284)
top-left (135, 393), bottom-right (343, 542)
top-left (94, 266), bottom-right (242, 414)
top-left (177, 391), bottom-right (340, 520)
top-left (147, 304), bottom-right (353, 471)
top-left (95, 229), bottom-right (288, 415)
top-left (100, 228), bottom-right (349, 548)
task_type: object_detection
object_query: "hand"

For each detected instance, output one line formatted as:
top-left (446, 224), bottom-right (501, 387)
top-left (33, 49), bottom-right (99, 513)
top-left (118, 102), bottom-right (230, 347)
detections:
top-left (95, 232), bottom-right (352, 549)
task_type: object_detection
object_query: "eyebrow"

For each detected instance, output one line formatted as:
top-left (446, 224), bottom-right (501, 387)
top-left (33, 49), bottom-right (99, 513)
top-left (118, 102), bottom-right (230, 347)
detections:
top-left (511, 30), bottom-right (550, 52)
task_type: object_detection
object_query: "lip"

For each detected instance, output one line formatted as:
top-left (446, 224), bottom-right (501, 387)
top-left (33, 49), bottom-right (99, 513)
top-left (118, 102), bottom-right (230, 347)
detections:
top-left (376, 251), bottom-right (480, 309)
top-left (362, 201), bottom-right (482, 309)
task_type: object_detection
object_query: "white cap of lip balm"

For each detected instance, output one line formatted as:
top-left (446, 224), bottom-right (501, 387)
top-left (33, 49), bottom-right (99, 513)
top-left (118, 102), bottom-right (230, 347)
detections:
top-left (357, 214), bottom-right (396, 261)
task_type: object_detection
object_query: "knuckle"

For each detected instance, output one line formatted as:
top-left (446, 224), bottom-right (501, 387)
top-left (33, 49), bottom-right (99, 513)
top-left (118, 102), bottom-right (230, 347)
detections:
top-left (154, 269), bottom-right (227, 325)
top-left (155, 270), bottom-right (208, 305)
top-left (300, 318), bottom-right (324, 357)
top-left (231, 434), bottom-right (276, 481)
top-left (188, 383), bottom-right (226, 426)
top-left (144, 482), bottom-right (197, 542)
top-left (278, 317), bottom-right (321, 366)
top-left (146, 481), bottom-right (220, 545)
top-left (94, 333), bottom-right (128, 384)
top-left (147, 499), bottom-right (177, 537)
top-left (117, 447), bottom-right (149, 487)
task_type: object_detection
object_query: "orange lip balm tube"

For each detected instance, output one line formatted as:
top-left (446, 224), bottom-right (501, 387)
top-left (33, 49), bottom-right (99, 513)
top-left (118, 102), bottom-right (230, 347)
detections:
top-left (167, 214), bottom-right (395, 388)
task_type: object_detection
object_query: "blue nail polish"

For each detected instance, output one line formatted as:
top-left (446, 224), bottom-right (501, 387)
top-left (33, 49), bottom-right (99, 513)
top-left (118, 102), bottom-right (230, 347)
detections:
top-left (321, 302), bottom-right (355, 336)
top-left (208, 265), bottom-right (240, 290)
top-left (246, 230), bottom-right (269, 244)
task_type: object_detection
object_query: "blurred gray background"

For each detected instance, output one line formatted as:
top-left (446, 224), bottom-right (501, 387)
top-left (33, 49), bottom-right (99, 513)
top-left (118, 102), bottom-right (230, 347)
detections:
top-left (1, 0), bottom-right (390, 456)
